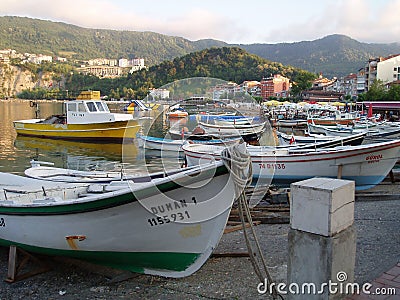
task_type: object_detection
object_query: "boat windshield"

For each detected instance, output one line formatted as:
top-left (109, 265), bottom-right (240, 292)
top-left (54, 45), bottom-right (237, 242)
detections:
top-left (86, 102), bottom-right (97, 112)
top-left (95, 101), bottom-right (106, 111)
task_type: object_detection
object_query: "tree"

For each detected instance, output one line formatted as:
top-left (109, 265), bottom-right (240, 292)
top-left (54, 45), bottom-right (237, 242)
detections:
top-left (290, 71), bottom-right (317, 99)
top-left (365, 80), bottom-right (386, 101)
top-left (387, 84), bottom-right (400, 100)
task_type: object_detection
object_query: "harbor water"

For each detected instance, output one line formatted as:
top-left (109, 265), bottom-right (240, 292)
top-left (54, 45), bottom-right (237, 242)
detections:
top-left (0, 99), bottom-right (271, 176)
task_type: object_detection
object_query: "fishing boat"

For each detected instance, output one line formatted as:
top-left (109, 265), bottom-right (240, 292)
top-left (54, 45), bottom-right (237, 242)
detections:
top-left (274, 119), bottom-right (308, 128)
top-left (137, 134), bottom-right (241, 152)
top-left (191, 112), bottom-right (236, 123)
top-left (13, 91), bottom-right (140, 141)
top-left (168, 128), bottom-right (233, 141)
top-left (213, 116), bottom-right (256, 126)
top-left (0, 160), bottom-right (237, 278)
top-left (307, 109), bottom-right (360, 126)
top-left (307, 123), bottom-right (364, 137)
top-left (166, 104), bottom-right (188, 118)
top-left (182, 139), bottom-right (400, 190)
top-left (198, 121), bottom-right (266, 142)
top-left (277, 131), bottom-right (366, 147)
top-left (24, 160), bottom-right (133, 183)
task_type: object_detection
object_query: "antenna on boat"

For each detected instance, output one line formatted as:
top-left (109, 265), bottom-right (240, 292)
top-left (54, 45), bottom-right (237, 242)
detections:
top-left (30, 101), bottom-right (40, 118)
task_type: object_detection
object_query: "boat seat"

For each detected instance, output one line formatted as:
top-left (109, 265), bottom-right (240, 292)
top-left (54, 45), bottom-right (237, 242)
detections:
top-left (33, 197), bottom-right (58, 204)
top-left (0, 200), bottom-right (14, 205)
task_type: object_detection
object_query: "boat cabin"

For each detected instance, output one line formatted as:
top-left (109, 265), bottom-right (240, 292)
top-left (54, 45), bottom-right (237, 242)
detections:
top-left (64, 91), bottom-right (133, 124)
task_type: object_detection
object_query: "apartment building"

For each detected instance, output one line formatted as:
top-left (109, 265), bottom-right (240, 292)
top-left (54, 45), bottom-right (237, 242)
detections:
top-left (364, 54), bottom-right (400, 91)
top-left (260, 74), bottom-right (290, 100)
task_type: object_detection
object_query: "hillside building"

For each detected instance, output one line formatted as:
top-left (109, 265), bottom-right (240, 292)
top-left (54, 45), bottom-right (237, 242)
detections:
top-left (376, 54), bottom-right (400, 84)
top-left (364, 54), bottom-right (400, 91)
top-left (260, 74), bottom-right (290, 100)
top-left (149, 88), bottom-right (170, 100)
top-left (357, 68), bottom-right (366, 94)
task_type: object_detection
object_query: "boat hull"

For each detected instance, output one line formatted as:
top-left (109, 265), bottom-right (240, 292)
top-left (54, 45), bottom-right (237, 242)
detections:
top-left (13, 119), bottom-right (140, 141)
top-left (182, 140), bottom-right (400, 190)
top-left (138, 135), bottom-right (241, 152)
top-left (198, 121), bottom-right (266, 142)
top-left (0, 163), bottom-right (235, 277)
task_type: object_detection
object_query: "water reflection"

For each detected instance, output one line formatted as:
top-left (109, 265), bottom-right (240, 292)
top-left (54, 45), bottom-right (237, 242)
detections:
top-left (0, 100), bottom-right (184, 176)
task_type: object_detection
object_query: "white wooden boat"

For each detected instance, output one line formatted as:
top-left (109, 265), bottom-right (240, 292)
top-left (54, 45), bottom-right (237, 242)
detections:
top-left (307, 123), bottom-right (365, 137)
top-left (137, 134), bottom-right (241, 152)
top-left (13, 91), bottom-right (140, 141)
top-left (168, 128), bottom-right (238, 140)
top-left (0, 161), bottom-right (236, 278)
top-left (308, 122), bottom-right (400, 139)
top-left (198, 121), bottom-right (266, 141)
top-left (213, 116), bottom-right (255, 126)
top-left (25, 165), bottom-right (128, 182)
top-left (182, 140), bottom-right (400, 190)
top-left (277, 131), bottom-right (365, 147)
top-left (307, 110), bottom-right (360, 125)
top-left (275, 119), bottom-right (308, 128)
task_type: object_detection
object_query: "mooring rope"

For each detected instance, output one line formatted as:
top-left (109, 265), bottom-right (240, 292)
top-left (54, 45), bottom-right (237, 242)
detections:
top-left (221, 143), bottom-right (281, 299)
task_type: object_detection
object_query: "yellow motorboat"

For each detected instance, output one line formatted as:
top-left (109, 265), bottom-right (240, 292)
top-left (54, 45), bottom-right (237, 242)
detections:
top-left (13, 91), bottom-right (141, 141)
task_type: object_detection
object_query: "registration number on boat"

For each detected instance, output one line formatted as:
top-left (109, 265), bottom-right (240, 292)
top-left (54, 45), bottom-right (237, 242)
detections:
top-left (0, 218), bottom-right (5, 227)
top-left (258, 163), bottom-right (286, 169)
top-left (147, 211), bottom-right (191, 227)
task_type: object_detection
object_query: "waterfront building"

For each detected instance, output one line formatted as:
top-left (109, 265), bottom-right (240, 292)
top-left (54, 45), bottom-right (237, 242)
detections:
top-left (364, 54), bottom-right (400, 91)
top-left (260, 74), bottom-right (290, 100)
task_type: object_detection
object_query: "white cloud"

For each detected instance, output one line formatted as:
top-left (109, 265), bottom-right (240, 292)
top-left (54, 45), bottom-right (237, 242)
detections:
top-left (1, 0), bottom-right (400, 43)
top-left (259, 0), bottom-right (400, 43)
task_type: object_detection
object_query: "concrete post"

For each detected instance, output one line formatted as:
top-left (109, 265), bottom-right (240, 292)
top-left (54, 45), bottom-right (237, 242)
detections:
top-left (287, 178), bottom-right (356, 300)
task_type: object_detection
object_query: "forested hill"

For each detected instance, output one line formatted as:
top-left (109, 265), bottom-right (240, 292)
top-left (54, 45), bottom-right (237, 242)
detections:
top-left (136, 47), bottom-right (306, 87)
top-left (240, 34), bottom-right (400, 78)
top-left (0, 16), bottom-right (226, 66)
top-left (67, 47), bottom-right (314, 98)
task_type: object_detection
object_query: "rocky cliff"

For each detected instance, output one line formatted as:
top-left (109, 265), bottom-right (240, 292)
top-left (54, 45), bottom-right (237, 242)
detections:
top-left (0, 64), bottom-right (55, 98)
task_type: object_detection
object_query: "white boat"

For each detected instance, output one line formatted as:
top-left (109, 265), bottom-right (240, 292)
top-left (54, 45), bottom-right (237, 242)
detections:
top-left (213, 116), bottom-right (255, 126)
top-left (198, 121), bottom-right (266, 141)
top-left (275, 119), bottom-right (308, 128)
top-left (168, 128), bottom-right (237, 140)
top-left (308, 122), bottom-right (400, 139)
top-left (0, 161), bottom-right (237, 278)
top-left (182, 140), bottom-right (400, 190)
top-left (307, 123), bottom-right (364, 137)
top-left (25, 163), bottom-right (130, 182)
top-left (276, 131), bottom-right (365, 147)
top-left (137, 134), bottom-right (241, 152)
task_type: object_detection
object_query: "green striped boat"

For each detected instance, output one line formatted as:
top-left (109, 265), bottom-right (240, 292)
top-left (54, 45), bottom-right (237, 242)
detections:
top-left (0, 161), bottom-right (235, 278)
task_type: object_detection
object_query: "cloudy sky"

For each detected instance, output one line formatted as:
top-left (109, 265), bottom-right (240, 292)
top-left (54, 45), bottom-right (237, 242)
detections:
top-left (1, 0), bottom-right (399, 44)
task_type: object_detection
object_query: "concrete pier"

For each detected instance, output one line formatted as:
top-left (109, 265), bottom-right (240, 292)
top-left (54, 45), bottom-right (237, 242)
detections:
top-left (287, 178), bottom-right (357, 300)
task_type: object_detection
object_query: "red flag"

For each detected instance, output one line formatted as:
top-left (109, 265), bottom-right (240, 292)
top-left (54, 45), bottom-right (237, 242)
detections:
top-left (367, 103), bottom-right (373, 118)
top-left (289, 134), bottom-right (295, 145)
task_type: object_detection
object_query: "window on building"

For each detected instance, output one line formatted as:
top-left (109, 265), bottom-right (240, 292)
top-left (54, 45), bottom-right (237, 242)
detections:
top-left (394, 67), bottom-right (397, 71)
